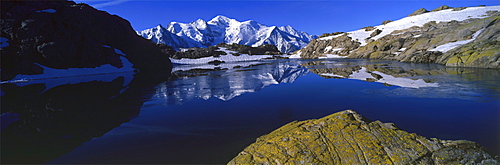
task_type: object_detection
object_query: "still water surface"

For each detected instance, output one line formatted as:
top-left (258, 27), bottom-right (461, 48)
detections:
top-left (1, 59), bottom-right (499, 164)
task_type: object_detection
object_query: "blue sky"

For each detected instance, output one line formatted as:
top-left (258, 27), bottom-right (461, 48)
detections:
top-left (76, 0), bottom-right (499, 35)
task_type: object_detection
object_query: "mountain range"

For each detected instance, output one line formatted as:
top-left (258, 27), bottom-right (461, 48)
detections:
top-left (136, 15), bottom-right (317, 53)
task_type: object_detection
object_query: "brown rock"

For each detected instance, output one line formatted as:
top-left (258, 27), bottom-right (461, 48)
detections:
top-left (408, 8), bottom-right (429, 16)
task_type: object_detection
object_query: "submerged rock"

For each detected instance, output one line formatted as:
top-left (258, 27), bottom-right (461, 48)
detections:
top-left (228, 110), bottom-right (498, 164)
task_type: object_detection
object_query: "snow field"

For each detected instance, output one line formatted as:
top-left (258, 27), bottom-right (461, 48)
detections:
top-left (4, 47), bottom-right (134, 83)
top-left (318, 6), bottom-right (500, 46)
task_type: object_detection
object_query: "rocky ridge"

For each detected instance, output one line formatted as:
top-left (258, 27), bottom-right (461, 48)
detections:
top-left (294, 5), bottom-right (500, 68)
top-left (229, 110), bottom-right (498, 164)
top-left (169, 43), bottom-right (287, 64)
top-left (0, 0), bottom-right (173, 81)
top-left (171, 43), bottom-right (281, 60)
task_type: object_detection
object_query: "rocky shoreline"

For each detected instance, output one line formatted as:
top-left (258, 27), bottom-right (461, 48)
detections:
top-left (293, 5), bottom-right (500, 69)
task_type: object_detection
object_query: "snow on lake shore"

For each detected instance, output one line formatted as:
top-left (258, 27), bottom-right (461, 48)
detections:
top-left (170, 47), bottom-right (277, 64)
top-left (3, 48), bottom-right (135, 84)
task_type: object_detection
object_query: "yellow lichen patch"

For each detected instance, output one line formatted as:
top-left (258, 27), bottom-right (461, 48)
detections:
top-left (369, 52), bottom-right (387, 59)
top-left (446, 48), bottom-right (500, 67)
top-left (410, 38), bottom-right (431, 51)
top-left (228, 110), bottom-right (496, 165)
top-left (428, 35), bottom-right (445, 45)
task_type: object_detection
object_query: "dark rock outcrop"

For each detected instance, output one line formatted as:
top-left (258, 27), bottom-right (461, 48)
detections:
top-left (217, 43), bottom-right (282, 55)
top-left (171, 46), bottom-right (227, 59)
top-left (170, 43), bottom-right (282, 59)
top-left (431, 5), bottom-right (453, 12)
top-left (409, 8), bottom-right (429, 16)
top-left (298, 35), bottom-right (361, 59)
top-left (229, 110), bottom-right (498, 164)
top-left (381, 20), bottom-right (393, 25)
top-left (0, 0), bottom-right (173, 80)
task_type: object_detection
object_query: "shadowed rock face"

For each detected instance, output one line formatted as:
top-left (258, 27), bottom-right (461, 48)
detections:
top-left (0, 0), bottom-right (173, 80)
top-left (229, 110), bottom-right (498, 164)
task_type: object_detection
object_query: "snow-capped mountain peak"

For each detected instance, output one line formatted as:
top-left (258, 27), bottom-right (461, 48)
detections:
top-left (191, 19), bottom-right (208, 30)
top-left (137, 15), bottom-right (317, 53)
top-left (208, 15), bottom-right (236, 25)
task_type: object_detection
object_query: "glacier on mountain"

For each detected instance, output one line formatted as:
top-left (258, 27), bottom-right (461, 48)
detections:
top-left (137, 15), bottom-right (317, 53)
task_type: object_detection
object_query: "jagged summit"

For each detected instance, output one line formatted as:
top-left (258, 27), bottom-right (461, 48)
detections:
top-left (137, 15), bottom-right (317, 53)
top-left (208, 15), bottom-right (235, 25)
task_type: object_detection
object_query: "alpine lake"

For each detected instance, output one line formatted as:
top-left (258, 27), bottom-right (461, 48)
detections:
top-left (1, 58), bottom-right (499, 164)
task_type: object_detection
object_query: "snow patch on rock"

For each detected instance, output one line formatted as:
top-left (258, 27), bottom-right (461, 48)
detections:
top-left (429, 28), bottom-right (484, 52)
top-left (289, 51), bottom-right (302, 59)
top-left (6, 56), bottom-right (135, 83)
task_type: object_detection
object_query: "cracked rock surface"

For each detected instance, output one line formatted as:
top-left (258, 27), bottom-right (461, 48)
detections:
top-left (228, 110), bottom-right (498, 164)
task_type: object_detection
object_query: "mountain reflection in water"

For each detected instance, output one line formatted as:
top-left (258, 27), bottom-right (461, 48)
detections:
top-left (1, 59), bottom-right (498, 164)
top-left (155, 60), bottom-right (309, 104)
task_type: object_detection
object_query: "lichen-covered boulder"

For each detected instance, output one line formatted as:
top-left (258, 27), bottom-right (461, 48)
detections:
top-left (228, 110), bottom-right (498, 164)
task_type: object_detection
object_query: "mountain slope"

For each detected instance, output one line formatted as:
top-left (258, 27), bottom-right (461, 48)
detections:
top-left (137, 15), bottom-right (317, 53)
top-left (293, 5), bottom-right (500, 68)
